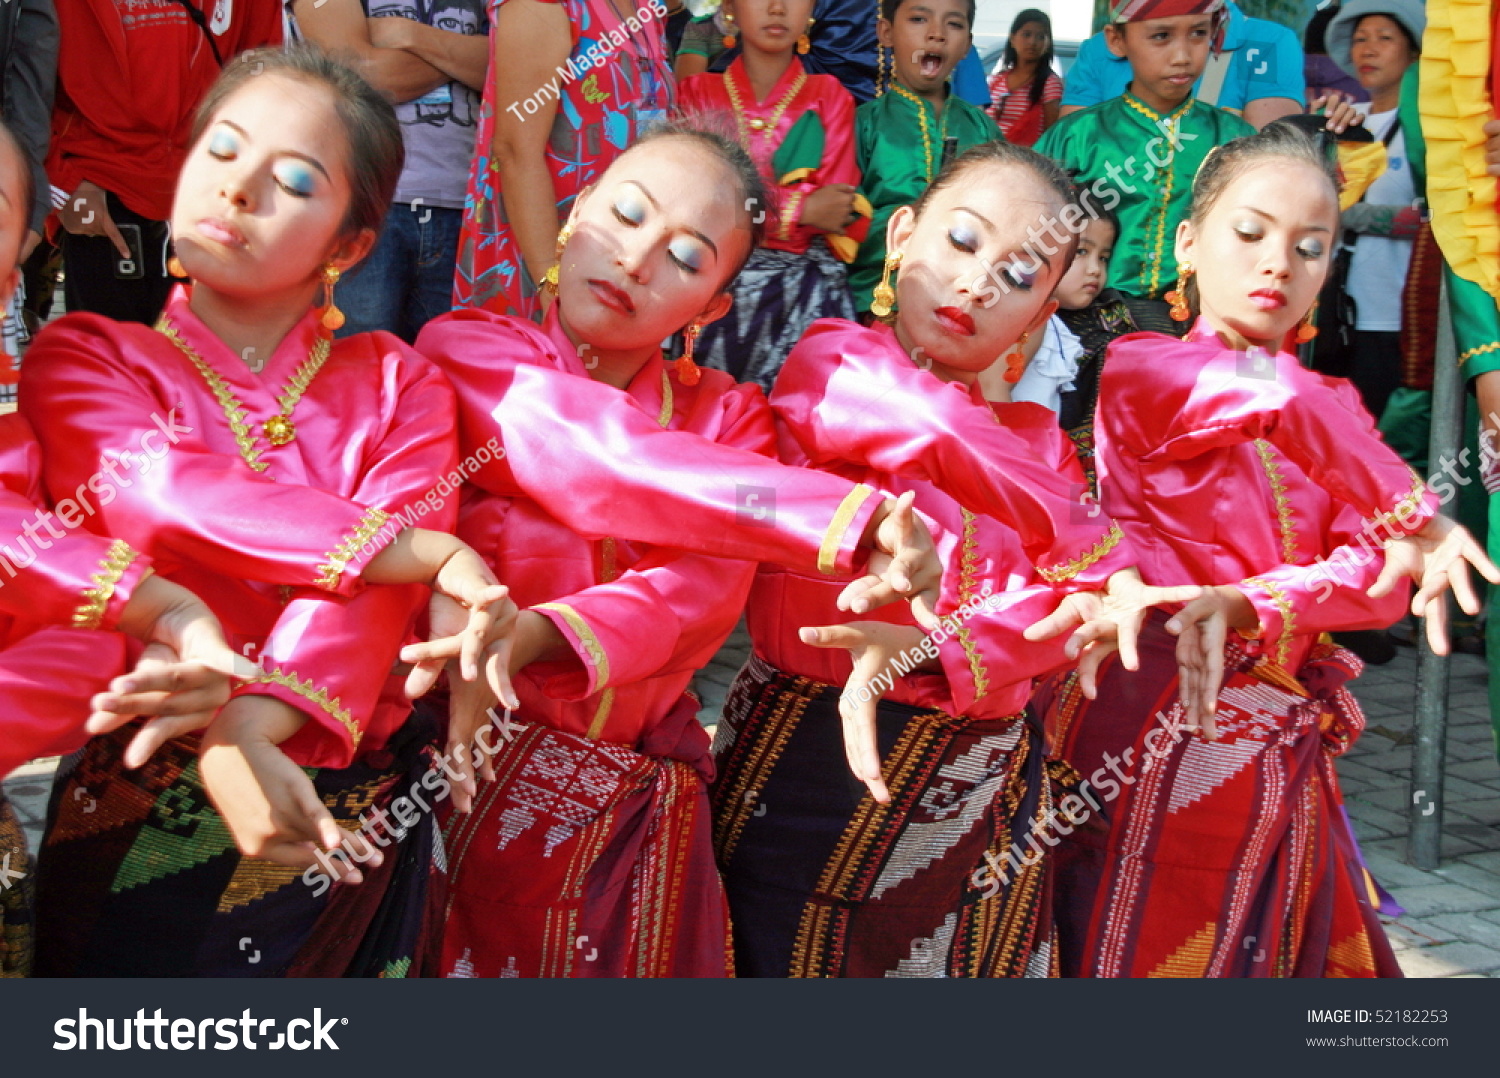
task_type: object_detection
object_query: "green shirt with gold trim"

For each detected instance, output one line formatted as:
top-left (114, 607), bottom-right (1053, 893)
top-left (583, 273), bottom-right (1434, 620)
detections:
top-left (1035, 92), bottom-right (1254, 301)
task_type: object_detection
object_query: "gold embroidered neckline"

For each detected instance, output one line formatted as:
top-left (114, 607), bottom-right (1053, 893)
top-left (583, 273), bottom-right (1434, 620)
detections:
top-left (725, 64), bottom-right (807, 145)
top-left (889, 83), bottom-right (949, 183)
top-left (156, 317), bottom-right (332, 472)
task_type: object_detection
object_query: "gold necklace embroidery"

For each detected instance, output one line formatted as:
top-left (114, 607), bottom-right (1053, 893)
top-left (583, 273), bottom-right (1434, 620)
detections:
top-left (890, 83), bottom-right (949, 183)
top-left (156, 317), bottom-right (333, 472)
top-left (1121, 93), bottom-right (1192, 297)
top-left (724, 65), bottom-right (807, 145)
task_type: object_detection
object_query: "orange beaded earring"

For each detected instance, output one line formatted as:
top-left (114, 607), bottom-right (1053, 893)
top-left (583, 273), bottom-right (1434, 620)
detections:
top-left (1295, 302), bottom-right (1319, 342)
top-left (318, 264), bottom-right (345, 337)
top-left (1165, 262), bottom-right (1193, 322)
top-left (677, 322), bottom-right (703, 386)
top-left (1003, 332), bottom-right (1030, 383)
top-left (797, 17), bottom-right (814, 54)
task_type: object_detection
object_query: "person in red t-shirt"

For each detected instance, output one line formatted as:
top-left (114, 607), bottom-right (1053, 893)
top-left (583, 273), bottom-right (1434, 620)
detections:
top-left (47, 0), bottom-right (281, 324)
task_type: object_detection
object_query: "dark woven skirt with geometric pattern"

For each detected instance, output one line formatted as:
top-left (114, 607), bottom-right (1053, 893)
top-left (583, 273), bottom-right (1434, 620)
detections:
top-left (709, 654), bottom-right (1063, 978)
top-left (32, 713), bottom-right (440, 977)
top-left (0, 795), bottom-right (33, 977)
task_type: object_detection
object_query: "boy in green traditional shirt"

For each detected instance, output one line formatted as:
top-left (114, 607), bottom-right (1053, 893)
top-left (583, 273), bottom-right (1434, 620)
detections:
top-left (849, 0), bottom-right (999, 317)
top-left (1035, 0), bottom-right (1253, 301)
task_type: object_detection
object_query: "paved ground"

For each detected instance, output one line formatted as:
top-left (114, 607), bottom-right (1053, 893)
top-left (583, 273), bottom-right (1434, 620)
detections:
top-left (4, 627), bottom-right (1497, 977)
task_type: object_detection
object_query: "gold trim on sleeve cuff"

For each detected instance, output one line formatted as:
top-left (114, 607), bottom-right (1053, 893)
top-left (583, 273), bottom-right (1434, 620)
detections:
top-left (72, 539), bottom-right (140, 630)
top-left (246, 666), bottom-right (361, 749)
top-left (534, 601), bottom-right (612, 688)
top-left (1036, 520), bottom-right (1124, 584)
top-left (1241, 575), bottom-right (1295, 668)
top-left (1369, 474), bottom-right (1431, 536)
top-left (315, 507), bottom-right (391, 590)
top-left (818, 484), bottom-right (876, 576)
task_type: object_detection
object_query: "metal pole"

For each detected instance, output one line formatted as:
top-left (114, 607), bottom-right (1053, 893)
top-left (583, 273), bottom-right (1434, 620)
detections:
top-left (1408, 275), bottom-right (1459, 870)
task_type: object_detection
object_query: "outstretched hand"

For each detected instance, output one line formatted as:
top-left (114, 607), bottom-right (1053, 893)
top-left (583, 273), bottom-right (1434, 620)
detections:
top-left (838, 491), bottom-right (942, 629)
top-left (199, 696), bottom-right (368, 883)
top-left (90, 574), bottom-right (260, 768)
top-left (1024, 569), bottom-right (1203, 698)
top-left (1161, 586), bottom-right (1259, 741)
top-left (799, 620), bottom-right (933, 804)
top-left (1367, 517), bottom-right (1500, 655)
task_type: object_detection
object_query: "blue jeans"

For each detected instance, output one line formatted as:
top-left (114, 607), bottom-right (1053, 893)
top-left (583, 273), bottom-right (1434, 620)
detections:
top-left (336, 202), bottom-right (462, 343)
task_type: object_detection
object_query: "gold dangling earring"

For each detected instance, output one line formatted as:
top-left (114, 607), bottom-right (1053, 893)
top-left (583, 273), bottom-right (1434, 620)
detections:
top-left (1004, 332), bottom-right (1030, 383)
top-left (1295, 301), bottom-right (1319, 342)
top-left (870, 251), bottom-right (901, 319)
top-left (798, 16), bottom-right (814, 54)
top-left (541, 223), bottom-right (573, 296)
top-left (722, 12), bottom-right (737, 49)
top-left (318, 264), bottom-right (345, 337)
top-left (676, 321), bottom-right (703, 386)
top-left (1164, 262), bottom-right (1193, 322)
top-left (167, 254), bottom-right (187, 279)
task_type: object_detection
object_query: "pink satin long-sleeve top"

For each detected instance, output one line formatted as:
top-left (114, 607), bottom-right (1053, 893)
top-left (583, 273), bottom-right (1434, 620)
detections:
top-left (21, 288), bottom-right (458, 769)
top-left (1094, 320), bottom-right (1433, 671)
top-left (749, 319), bottom-right (1136, 721)
top-left (0, 413), bottom-right (152, 777)
top-left (418, 306), bottom-right (890, 583)
top-left (423, 307), bottom-right (778, 754)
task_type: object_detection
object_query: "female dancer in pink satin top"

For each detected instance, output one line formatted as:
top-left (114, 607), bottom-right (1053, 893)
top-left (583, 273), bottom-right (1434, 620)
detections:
top-left (706, 141), bottom-right (1205, 978)
top-left (1038, 121), bottom-right (1498, 978)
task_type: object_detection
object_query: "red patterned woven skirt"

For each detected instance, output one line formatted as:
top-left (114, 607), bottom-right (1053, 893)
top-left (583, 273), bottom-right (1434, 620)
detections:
top-left (437, 695), bottom-right (730, 978)
top-left (1035, 614), bottom-right (1401, 978)
top-left (710, 654), bottom-right (1067, 978)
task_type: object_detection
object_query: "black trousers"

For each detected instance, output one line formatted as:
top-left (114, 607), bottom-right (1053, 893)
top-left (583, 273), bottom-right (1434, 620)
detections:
top-left (60, 191), bottom-right (172, 325)
top-left (1348, 329), bottom-right (1402, 424)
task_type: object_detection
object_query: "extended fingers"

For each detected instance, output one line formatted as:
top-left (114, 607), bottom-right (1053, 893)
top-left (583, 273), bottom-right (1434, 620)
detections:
top-left (1422, 594), bottom-right (1451, 656)
top-left (839, 695), bottom-right (889, 804)
top-left (1114, 609), bottom-right (1143, 672)
top-left (1023, 603), bottom-right (1082, 644)
top-left (123, 714), bottom-right (219, 768)
top-left (799, 623), bottom-right (873, 650)
top-left (838, 573), bottom-right (894, 616)
top-left (1461, 535), bottom-right (1500, 585)
top-left (485, 637), bottom-right (520, 712)
top-left (400, 637), bottom-right (464, 665)
top-left (1077, 640), bottom-right (1117, 700)
top-left (405, 662), bottom-right (444, 701)
top-left (1365, 555), bottom-right (1403, 599)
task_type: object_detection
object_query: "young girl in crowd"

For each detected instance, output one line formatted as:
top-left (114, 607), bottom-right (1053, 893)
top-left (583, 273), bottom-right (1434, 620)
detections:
top-left (708, 142), bottom-right (1203, 978)
top-left (1036, 123), bottom-right (1498, 978)
top-left (849, 0), bottom-right (997, 321)
top-left (20, 47), bottom-right (510, 978)
top-left (677, 0), bottom-right (870, 392)
top-left (986, 8), bottom-right (1061, 145)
